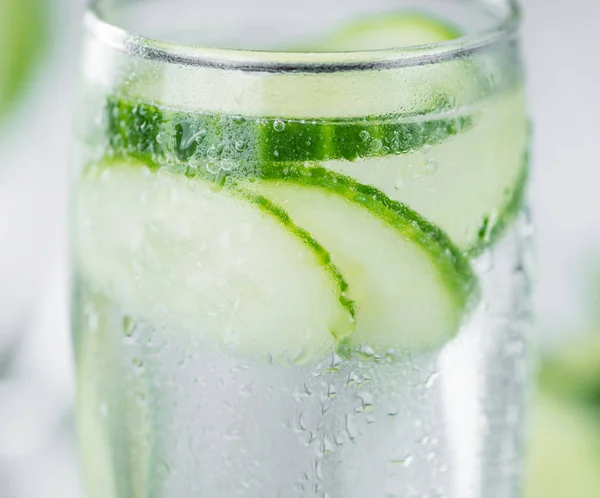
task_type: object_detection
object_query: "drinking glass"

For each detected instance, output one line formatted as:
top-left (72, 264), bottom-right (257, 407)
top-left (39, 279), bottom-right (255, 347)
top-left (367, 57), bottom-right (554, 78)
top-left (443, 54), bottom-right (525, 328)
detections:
top-left (72, 1), bottom-right (531, 497)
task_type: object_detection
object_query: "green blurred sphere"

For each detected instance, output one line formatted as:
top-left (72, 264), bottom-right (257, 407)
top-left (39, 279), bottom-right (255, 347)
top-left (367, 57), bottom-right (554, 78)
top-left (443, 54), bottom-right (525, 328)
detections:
top-left (0, 0), bottom-right (46, 118)
top-left (524, 394), bottom-right (600, 498)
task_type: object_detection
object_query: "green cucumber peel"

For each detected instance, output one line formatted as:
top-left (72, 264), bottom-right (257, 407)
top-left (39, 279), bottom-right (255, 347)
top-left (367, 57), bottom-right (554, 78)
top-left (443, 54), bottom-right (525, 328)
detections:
top-left (256, 163), bottom-right (479, 315)
top-left (106, 95), bottom-right (472, 166)
top-left (471, 149), bottom-right (530, 257)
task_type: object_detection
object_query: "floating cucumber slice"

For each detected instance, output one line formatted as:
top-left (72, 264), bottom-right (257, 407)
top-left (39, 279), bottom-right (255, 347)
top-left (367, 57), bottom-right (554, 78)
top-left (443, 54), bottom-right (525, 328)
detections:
top-left (98, 11), bottom-right (477, 165)
top-left (325, 87), bottom-right (530, 253)
top-left (105, 88), bottom-right (527, 255)
top-left (0, 0), bottom-right (45, 118)
top-left (524, 394), bottom-right (600, 498)
top-left (252, 165), bottom-right (477, 353)
top-left (297, 11), bottom-right (460, 52)
top-left (106, 96), bottom-right (472, 164)
top-left (75, 160), bottom-right (354, 364)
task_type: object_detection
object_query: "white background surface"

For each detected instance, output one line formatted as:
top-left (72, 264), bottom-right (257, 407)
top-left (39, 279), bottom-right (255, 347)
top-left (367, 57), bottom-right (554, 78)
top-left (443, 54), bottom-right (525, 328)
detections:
top-left (0, 0), bottom-right (598, 496)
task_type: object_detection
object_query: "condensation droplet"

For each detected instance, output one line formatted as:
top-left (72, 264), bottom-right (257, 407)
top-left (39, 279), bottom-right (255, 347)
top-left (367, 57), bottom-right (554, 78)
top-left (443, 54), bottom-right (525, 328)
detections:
top-left (370, 138), bottom-right (383, 151)
top-left (99, 403), bottom-right (108, 417)
top-left (425, 371), bottom-right (439, 389)
top-left (220, 159), bottom-right (235, 172)
top-left (123, 316), bottom-right (136, 337)
top-left (425, 157), bottom-right (438, 174)
top-left (391, 454), bottom-right (414, 467)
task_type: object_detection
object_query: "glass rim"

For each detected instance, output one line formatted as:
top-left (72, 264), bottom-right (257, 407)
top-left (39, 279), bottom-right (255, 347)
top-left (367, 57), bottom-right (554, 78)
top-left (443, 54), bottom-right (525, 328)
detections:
top-left (85, 1), bottom-right (521, 74)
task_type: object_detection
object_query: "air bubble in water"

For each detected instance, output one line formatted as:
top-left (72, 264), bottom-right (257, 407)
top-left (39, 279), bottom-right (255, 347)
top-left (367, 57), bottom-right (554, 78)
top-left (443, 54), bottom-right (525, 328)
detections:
top-left (273, 120), bottom-right (285, 132)
top-left (359, 130), bottom-right (370, 141)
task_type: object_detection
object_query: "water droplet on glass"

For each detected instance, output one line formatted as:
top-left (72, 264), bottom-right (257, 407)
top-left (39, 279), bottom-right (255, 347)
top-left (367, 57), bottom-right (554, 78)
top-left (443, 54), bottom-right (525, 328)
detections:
top-left (391, 454), bottom-right (414, 467)
top-left (132, 356), bottom-right (144, 368)
top-left (123, 316), bottom-right (136, 337)
top-left (395, 177), bottom-right (404, 190)
top-left (370, 138), bottom-right (383, 151)
top-left (356, 343), bottom-right (375, 359)
top-left (220, 159), bottom-right (235, 172)
top-left (425, 157), bottom-right (438, 174)
top-left (205, 159), bottom-right (220, 175)
top-left (99, 402), bottom-right (108, 417)
top-left (425, 371), bottom-right (439, 389)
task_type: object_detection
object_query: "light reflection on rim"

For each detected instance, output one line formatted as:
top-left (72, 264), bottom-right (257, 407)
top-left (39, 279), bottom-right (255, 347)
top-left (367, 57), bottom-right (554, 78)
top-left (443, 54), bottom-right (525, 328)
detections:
top-left (84, 1), bottom-right (521, 74)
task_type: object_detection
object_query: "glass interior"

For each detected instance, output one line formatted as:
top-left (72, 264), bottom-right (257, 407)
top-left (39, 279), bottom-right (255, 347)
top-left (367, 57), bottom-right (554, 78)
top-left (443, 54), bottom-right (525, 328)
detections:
top-left (90, 0), bottom-right (518, 51)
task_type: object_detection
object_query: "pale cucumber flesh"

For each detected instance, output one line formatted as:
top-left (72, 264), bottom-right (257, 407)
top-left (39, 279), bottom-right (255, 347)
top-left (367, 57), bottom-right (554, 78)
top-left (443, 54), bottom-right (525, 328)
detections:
top-left (325, 88), bottom-right (529, 252)
top-left (76, 161), bottom-right (354, 364)
top-left (253, 167), bottom-right (476, 353)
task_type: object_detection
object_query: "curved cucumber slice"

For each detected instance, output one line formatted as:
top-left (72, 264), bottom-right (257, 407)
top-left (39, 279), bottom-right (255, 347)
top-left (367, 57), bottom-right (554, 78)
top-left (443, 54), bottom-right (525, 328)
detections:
top-left (99, 12), bottom-right (476, 162)
top-left (75, 160), bottom-right (354, 364)
top-left (106, 96), bottom-right (472, 165)
top-left (253, 165), bottom-right (477, 353)
top-left (299, 11), bottom-right (460, 52)
top-left (325, 87), bottom-right (530, 253)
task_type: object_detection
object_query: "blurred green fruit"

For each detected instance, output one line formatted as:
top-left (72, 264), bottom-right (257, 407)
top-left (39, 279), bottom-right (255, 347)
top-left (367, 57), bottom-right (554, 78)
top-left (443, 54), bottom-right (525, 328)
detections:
top-left (0, 0), bottom-right (46, 118)
top-left (524, 394), bottom-right (600, 498)
top-left (539, 331), bottom-right (600, 404)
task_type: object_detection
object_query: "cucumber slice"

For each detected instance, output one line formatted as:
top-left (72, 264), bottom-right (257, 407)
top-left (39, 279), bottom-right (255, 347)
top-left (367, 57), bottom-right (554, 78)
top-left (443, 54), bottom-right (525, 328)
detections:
top-left (104, 88), bottom-right (527, 255)
top-left (96, 11), bottom-right (477, 166)
top-left (298, 11), bottom-right (460, 52)
top-left (106, 95), bottom-right (472, 164)
top-left (252, 165), bottom-right (477, 353)
top-left (75, 160), bottom-right (355, 364)
top-left (0, 0), bottom-right (45, 118)
top-left (324, 87), bottom-right (529, 253)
